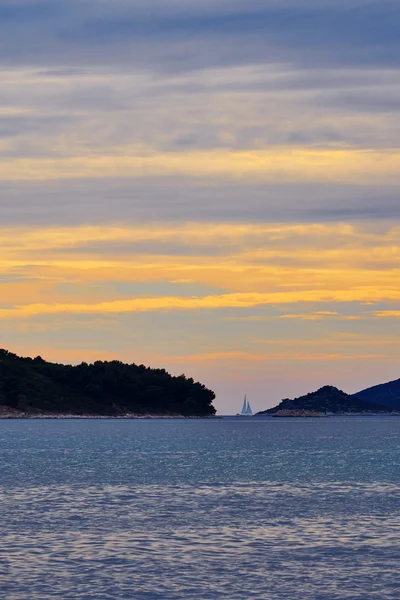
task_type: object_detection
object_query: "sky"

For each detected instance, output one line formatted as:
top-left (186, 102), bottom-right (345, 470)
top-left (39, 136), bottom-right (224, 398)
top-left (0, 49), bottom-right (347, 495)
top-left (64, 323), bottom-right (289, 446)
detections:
top-left (1, 0), bottom-right (400, 414)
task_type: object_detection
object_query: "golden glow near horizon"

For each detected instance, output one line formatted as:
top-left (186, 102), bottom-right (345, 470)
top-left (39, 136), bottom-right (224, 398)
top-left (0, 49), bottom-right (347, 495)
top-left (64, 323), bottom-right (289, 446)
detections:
top-left (1, 182), bottom-right (400, 414)
top-left (1, 222), bottom-right (400, 397)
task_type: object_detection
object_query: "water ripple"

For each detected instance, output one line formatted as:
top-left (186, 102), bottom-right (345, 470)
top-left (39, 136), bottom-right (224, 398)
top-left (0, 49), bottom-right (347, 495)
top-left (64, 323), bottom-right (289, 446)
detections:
top-left (1, 418), bottom-right (399, 599)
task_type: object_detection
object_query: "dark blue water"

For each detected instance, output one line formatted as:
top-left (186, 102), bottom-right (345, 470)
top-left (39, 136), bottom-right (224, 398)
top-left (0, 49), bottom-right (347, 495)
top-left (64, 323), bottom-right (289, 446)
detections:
top-left (1, 417), bottom-right (399, 599)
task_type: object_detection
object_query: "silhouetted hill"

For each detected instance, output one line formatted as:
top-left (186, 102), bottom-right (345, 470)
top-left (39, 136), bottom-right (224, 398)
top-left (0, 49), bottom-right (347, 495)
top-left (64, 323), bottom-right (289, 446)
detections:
top-left (0, 349), bottom-right (216, 417)
top-left (353, 378), bottom-right (400, 411)
top-left (257, 385), bottom-right (393, 415)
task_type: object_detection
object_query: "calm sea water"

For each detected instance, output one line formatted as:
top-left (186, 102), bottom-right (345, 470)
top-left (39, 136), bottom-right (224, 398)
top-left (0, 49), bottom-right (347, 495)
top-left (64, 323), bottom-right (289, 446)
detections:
top-left (1, 417), bottom-right (399, 599)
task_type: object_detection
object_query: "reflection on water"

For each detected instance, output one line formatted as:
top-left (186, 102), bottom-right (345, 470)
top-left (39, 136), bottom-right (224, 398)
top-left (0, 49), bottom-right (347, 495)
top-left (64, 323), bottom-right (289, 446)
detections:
top-left (1, 418), bottom-right (399, 599)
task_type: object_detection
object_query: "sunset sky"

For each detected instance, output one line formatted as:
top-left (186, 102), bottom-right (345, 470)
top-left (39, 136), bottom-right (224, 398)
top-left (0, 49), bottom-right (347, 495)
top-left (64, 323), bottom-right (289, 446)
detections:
top-left (1, 0), bottom-right (400, 413)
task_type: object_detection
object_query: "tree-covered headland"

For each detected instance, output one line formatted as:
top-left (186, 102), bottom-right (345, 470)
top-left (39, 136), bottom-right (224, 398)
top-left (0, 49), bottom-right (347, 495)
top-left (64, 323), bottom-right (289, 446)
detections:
top-left (0, 349), bottom-right (216, 417)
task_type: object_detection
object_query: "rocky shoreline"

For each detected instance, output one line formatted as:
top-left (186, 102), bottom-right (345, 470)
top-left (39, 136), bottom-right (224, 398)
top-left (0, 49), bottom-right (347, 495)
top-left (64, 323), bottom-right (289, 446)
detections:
top-left (268, 409), bottom-right (397, 417)
top-left (0, 407), bottom-right (216, 419)
top-left (271, 409), bottom-right (326, 418)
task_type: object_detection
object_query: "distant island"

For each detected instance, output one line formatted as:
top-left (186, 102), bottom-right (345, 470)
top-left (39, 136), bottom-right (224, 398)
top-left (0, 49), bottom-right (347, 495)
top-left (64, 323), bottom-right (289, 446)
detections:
top-left (0, 349), bottom-right (216, 418)
top-left (353, 378), bottom-right (400, 411)
top-left (257, 384), bottom-right (399, 417)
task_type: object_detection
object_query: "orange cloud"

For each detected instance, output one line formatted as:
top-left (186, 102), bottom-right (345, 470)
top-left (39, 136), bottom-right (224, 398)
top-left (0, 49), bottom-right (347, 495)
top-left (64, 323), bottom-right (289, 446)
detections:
top-left (0, 148), bottom-right (400, 183)
top-left (1, 222), bottom-right (400, 325)
top-left (372, 310), bottom-right (400, 318)
top-left (0, 288), bottom-right (399, 320)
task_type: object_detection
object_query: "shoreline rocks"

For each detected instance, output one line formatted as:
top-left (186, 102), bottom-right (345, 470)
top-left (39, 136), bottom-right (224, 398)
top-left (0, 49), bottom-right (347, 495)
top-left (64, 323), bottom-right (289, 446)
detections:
top-left (0, 410), bottom-right (217, 419)
top-left (272, 409), bottom-right (326, 418)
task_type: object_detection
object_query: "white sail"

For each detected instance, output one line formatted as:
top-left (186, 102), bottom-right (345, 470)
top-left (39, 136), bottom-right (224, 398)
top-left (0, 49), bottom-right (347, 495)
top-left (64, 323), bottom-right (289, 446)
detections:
top-left (238, 395), bottom-right (252, 416)
top-left (245, 401), bottom-right (253, 416)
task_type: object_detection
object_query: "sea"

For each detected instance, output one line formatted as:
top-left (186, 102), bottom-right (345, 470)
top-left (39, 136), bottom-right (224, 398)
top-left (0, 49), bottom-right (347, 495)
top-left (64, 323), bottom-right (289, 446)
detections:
top-left (1, 416), bottom-right (399, 600)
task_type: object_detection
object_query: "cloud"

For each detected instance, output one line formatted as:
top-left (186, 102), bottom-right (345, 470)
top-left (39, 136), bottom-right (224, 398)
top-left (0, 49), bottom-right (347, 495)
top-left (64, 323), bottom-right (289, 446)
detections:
top-left (372, 310), bottom-right (400, 318)
top-left (0, 3), bottom-right (398, 178)
top-left (0, 1), bottom-right (399, 72)
top-left (1, 148), bottom-right (400, 184)
top-left (1, 286), bottom-right (400, 321)
top-left (0, 113), bottom-right (75, 139)
top-left (224, 312), bottom-right (366, 322)
top-left (1, 222), bottom-right (400, 322)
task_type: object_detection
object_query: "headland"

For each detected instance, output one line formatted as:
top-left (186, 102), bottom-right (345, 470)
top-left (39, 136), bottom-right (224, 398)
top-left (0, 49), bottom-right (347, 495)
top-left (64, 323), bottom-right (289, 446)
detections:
top-left (0, 349), bottom-right (216, 418)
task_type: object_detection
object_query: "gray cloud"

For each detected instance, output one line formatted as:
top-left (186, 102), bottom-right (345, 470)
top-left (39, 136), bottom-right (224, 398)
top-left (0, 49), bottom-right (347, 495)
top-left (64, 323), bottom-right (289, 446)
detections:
top-left (0, 1), bottom-right (398, 230)
top-left (1, 63), bottom-right (399, 160)
top-left (0, 114), bottom-right (76, 139)
top-left (0, 1), bottom-right (399, 72)
top-left (1, 178), bottom-right (399, 226)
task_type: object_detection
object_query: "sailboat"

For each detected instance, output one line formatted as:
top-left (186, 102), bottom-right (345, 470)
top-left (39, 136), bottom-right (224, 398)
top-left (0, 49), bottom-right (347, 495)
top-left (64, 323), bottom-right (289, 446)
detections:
top-left (237, 395), bottom-right (253, 416)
